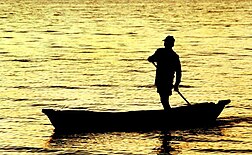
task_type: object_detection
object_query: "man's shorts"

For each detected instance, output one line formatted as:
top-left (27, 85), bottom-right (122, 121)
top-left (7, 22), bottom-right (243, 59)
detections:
top-left (157, 85), bottom-right (173, 96)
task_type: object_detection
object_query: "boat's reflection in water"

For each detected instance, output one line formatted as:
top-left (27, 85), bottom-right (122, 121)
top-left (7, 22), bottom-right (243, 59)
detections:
top-left (46, 116), bottom-right (252, 154)
top-left (47, 128), bottom-right (224, 154)
top-left (47, 130), bottom-right (180, 154)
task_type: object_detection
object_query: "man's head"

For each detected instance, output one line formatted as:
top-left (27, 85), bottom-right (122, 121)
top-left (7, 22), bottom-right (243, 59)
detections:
top-left (163, 35), bottom-right (175, 48)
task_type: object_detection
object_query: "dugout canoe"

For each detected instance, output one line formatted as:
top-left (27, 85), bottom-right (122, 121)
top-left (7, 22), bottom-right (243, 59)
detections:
top-left (42, 99), bottom-right (230, 132)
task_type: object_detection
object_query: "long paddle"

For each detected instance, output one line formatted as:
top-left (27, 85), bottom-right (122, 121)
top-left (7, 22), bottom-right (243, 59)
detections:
top-left (151, 62), bottom-right (191, 106)
top-left (177, 91), bottom-right (191, 106)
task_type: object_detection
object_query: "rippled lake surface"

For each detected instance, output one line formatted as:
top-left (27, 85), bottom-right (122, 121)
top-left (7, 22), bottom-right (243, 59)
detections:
top-left (0, 0), bottom-right (251, 154)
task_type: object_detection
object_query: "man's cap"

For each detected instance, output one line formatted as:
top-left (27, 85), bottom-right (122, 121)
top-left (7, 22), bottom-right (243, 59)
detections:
top-left (163, 35), bottom-right (175, 42)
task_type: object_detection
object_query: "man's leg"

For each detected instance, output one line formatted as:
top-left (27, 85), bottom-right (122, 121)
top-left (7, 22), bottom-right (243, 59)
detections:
top-left (159, 93), bottom-right (171, 110)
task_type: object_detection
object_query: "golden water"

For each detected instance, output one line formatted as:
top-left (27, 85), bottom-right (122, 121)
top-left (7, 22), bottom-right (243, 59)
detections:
top-left (0, 0), bottom-right (251, 154)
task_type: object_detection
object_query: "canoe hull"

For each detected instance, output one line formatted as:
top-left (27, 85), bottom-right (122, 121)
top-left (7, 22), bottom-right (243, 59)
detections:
top-left (42, 100), bottom-right (230, 132)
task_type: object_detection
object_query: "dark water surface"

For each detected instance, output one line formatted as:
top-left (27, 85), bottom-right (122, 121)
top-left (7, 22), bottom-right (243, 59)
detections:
top-left (0, 0), bottom-right (251, 154)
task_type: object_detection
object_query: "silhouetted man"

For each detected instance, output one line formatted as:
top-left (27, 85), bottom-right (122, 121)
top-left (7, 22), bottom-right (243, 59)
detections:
top-left (148, 35), bottom-right (181, 110)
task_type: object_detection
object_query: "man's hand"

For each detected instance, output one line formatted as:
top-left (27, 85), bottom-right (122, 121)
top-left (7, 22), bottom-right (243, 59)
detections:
top-left (174, 84), bottom-right (179, 92)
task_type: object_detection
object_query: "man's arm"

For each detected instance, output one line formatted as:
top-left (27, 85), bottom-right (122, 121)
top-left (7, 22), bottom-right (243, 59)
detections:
top-left (147, 49), bottom-right (159, 63)
top-left (148, 55), bottom-right (155, 62)
top-left (174, 57), bottom-right (182, 92)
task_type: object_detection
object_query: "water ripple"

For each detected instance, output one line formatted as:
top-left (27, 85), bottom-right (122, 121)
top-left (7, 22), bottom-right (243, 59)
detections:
top-left (93, 33), bottom-right (123, 36)
top-left (193, 148), bottom-right (252, 153)
top-left (1, 146), bottom-right (59, 153)
top-left (0, 52), bottom-right (9, 54)
top-left (11, 59), bottom-right (32, 62)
